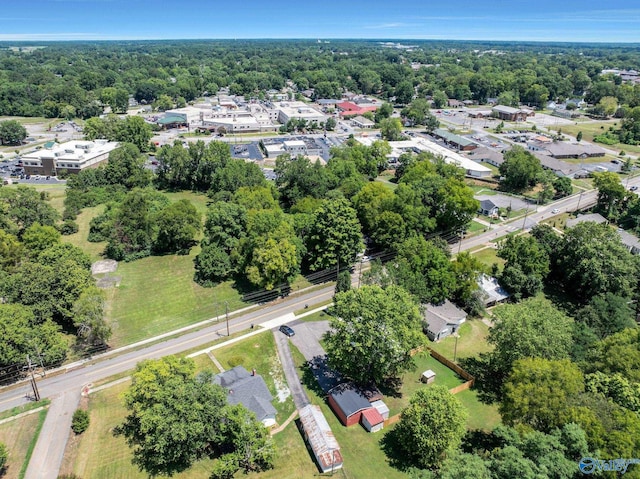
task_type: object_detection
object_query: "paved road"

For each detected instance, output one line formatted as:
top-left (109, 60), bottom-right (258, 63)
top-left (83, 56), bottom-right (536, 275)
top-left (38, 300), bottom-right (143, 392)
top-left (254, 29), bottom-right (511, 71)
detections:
top-left (0, 286), bottom-right (335, 413)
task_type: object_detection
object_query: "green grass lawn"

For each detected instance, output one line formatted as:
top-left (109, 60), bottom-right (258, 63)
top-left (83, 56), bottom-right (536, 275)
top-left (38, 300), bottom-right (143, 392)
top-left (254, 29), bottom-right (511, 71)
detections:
top-left (456, 388), bottom-right (501, 431)
top-left (106, 248), bottom-right (245, 347)
top-left (429, 320), bottom-right (493, 360)
top-left (63, 204), bottom-right (107, 262)
top-left (0, 409), bottom-right (47, 479)
top-left (466, 219), bottom-right (487, 234)
top-left (469, 246), bottom-right (505, 271)
top-left (211, 332), bottom-right (296, 420)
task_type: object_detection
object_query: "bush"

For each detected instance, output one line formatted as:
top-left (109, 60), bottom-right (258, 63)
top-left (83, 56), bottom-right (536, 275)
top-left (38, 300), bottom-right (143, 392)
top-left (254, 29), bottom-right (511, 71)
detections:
top-left (71, 409), bottom-right (90, 434)
top-left (59, 219), bottom-right (79, 235)
top-left (0, 442), bottom-right (7, 471)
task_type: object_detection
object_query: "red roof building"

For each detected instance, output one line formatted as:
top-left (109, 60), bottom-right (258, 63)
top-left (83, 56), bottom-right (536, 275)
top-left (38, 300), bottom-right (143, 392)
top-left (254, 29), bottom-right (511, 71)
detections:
top-left (361, 407), bottom-right (385, 433)
top-left (337, 101), bottom-right (379, 118)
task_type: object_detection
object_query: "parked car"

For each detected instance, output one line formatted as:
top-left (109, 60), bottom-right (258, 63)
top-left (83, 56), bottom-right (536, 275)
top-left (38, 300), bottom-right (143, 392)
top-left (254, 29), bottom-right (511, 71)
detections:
top-left (279, 325), bottom-right (295, 337)
top-left (630, 186), bottom-right (638, 191)
top-left (551, 208), bottom-right (560, 214)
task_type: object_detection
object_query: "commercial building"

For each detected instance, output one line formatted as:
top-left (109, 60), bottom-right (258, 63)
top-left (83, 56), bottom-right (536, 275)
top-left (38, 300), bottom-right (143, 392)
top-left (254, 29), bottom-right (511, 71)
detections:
top-left (21, 140), bottom-right (119, 176)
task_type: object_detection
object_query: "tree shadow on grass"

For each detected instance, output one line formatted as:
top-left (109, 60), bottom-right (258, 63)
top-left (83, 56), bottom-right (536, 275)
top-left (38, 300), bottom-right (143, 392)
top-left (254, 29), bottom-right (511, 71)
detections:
top-left (379, 426), bottom-right (414, 472)
top-left (458, 353), bottom-right (503, 404)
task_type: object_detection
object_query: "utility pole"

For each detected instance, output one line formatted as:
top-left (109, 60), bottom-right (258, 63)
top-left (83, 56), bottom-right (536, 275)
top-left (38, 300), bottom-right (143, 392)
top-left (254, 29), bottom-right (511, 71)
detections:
top-left (26, 355), bottom-right (40, 402)
top-left (225, 301), bottom-right (230, 337)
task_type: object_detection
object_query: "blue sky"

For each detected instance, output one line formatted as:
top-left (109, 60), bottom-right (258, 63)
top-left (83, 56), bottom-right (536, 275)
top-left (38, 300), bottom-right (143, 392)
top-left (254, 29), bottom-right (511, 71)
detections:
top-left (1, 0), bottom-right (638, 43)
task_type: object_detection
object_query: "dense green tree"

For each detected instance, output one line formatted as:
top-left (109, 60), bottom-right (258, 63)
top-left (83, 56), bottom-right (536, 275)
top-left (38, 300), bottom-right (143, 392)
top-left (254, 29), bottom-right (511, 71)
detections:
top-left (351, 181), bottom-right (395, 234)
top-left (394, 386), bottom-right (467, 469)
top-left (325, 285), bottom-right (424, 386)
top-left (0, 186), bottom-right (59, 236)
top-left (591, 328), bottom-right (640, 383)
top-left (558, 221), bottom-right (639, 302)
top-left (194, 243), bottom-right (234, 286)
top-left (306, 198), bottom-right (363, 272)
top-left (498, 146), bottom-right (542, 191)
top-left (0, 229), bottom-right (23, 272)
top-left (487, 296), bottom-right (574, 383)
top-left (0, 120), bottom-right (27, 145)
top-left (553, 176), bottom-right (573, 198)
top-left (394, 80), bottom-right (415, 105)
top-left (497, 235), bottom-right (549, 299)
top-left (451, 252), bottom-right (486, 314)
top-left (437, 451), bottom-right (492, 479)
top-left (392, 236), bottom-right (456, 304)
top-left (501, 358), bottom-right (584, 432)
top-left (21, 223), bottom-right (61, 255)
top-left (0, 303), bottom-right (67, 368)
top-left (100, 86), bottom-right (129, 113)
top-left (154, 199), bottom-right (201, 254)
top-left (274, 155), bottom-right (335, 208)
top-left (71, 409), bottom-right (90, 434)
top-left (586, 371), bottom-right (640, 413)
top-left (592, 171), bottom-right (627, 218)
top-left (575, 293), bottom-right (636, 339)
top-left (380, 117), bottom-right (403, 141)
top-left (115, 357), bottom-right (229, 477)
top-left (104, 143), bottom-right (152, 189)
top-left (245, 236), bottom-right (299, 290)
top-left (374, 102), bottom-right (394, 123)
top-left (72, 286), bottom-right (111, 346)
top-left (210, 159), bottom-right (266, 195)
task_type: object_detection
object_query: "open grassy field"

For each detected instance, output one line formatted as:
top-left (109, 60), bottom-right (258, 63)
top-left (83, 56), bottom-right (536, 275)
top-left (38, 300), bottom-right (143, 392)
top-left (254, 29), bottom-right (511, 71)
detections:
top-left (64, 204), bottom-right (108, 262)
top-left (549, 120), bottom-right (640, 156)
top-left (468, 245), bottom-right (505, 271)
top-left (0, 409), bottom-right (47, 479)
top-left (106, 249), bottom-right (244, 346)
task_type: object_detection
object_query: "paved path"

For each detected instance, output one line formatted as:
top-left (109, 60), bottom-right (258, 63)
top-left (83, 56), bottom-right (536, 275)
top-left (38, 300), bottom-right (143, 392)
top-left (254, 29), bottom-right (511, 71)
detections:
top-left (273, 331), bottom-right (309, 409)
top-left (24, 389), bottom-right (80, 479)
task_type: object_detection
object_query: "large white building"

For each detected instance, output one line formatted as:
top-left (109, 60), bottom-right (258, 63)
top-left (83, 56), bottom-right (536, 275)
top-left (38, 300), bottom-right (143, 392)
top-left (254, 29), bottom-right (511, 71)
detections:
top-left (269, 101), bottom-right (327, 125)
top-left (357, 137), bottom-right (492, 178)
top-left (22, 140), bottom-right (120, 176)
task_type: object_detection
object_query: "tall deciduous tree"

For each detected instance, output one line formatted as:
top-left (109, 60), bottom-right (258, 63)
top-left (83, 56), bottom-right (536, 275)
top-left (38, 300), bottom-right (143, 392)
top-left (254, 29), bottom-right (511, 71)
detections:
top-left (115, 357), bottom-right (228, 477)
top-left (394, 385), bottom-right (467, 469)
top-left (559, 222), bottom-right (639, 302)
top-left (380, 117), bottom-right (403, 141)
top-left (0, 120), bottom-right (27, 145)
top-left (306, 198), bottom-right (363, 272)
top-left (325, 285), bottom-right (424, 386)
top-left (498, 146), bottom-right (542, 191)
top-left (487, 296), bottom-right (574, 382)
top-left (72, 286), bottom-right (111, 346)
top-left (154, 199), bottom-right (201, 254)
top-left (501, 358), bottom-right (584, 432)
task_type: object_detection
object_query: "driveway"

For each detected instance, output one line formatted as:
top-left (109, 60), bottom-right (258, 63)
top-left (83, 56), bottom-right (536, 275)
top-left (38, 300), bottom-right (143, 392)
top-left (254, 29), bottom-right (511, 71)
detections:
top-left (289, 320), bottom-right (342, 393)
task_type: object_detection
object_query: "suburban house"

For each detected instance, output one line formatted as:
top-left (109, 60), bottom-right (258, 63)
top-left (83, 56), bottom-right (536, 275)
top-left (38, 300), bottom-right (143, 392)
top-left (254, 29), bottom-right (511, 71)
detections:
top-left (213, 366), bottom-right (277, 427)
top-left (298, 404), bottom-right (343, 473)
top-left (327, 382), bottom-right (383, 427)
top-left (492, 105), bottom-right (530, 122)
top-left (423, 300), bottom-right (467, 341)
top-left (21, 140), bottom-right (119, 176)
top-left (476, 194), bottom-right (529, 217)
top-left (477, 274), bottom-right (510, 306)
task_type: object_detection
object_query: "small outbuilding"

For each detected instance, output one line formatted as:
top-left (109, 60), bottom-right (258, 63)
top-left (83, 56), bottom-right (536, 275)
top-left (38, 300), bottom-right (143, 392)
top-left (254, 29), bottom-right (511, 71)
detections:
top-left (361, 407), bottom-right (385, 433)
top-left (299, 404), bottom-right (343, 473)
top-left (421, 369), bottom-right (436, 384)
top-left (371, 399), bottom-right (390, 420)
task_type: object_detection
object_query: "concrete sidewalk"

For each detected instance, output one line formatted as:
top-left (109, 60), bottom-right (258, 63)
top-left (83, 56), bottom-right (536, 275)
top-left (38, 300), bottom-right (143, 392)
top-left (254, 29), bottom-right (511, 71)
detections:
top-left (24, 389), bottom-right (80, 479)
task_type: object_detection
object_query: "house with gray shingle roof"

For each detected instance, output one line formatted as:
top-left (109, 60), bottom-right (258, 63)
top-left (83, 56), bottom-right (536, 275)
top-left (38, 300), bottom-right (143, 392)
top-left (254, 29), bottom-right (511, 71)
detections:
top-left (423, 300), bottom-right (467, 341)
top-left (214, 365), bottom-right (277, 427)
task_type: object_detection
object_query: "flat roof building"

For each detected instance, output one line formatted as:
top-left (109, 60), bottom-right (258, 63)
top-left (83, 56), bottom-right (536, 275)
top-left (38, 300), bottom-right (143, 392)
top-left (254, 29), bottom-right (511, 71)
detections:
top-left (21, 140), bottom-right (119, 176)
